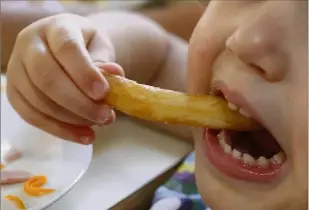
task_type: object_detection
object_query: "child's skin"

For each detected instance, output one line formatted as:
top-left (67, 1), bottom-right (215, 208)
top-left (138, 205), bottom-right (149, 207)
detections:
top-left (3, 1), bottom-right (308, 210)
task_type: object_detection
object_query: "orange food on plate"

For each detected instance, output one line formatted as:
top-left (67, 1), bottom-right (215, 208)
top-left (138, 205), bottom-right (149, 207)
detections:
top-left (1, 164), bottom-right (5, 169)
top-left (5, 195), bottom-right (26, 210)
top-left (24, 175), bottom-right (56, 196)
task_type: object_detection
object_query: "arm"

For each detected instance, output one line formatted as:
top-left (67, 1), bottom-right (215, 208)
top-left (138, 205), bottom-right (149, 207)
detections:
top-left (139, 1), bottom-right (207, 41)
top-left (86, 0), bottom-right (206, 86)
top-left (1, 1), bottom-right (206, 71)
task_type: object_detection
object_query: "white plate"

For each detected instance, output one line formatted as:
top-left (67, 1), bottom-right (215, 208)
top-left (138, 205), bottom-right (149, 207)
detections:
top-left (1, 76), bottom-right (93, 210)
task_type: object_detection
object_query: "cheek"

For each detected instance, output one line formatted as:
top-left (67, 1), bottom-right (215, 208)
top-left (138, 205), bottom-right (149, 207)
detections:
top-left (187, 31), bottom-right (213, 95)
top-left (187, 11), bottom-right (234, 95)
top-left (187, 13), bottom-right (227, 95)
top-left (291, 93), bottom-right (308, 191)
top-left (289, 56), bottom-right (308, 190)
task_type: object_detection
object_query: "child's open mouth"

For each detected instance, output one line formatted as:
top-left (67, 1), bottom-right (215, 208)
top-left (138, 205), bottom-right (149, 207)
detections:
top-left (203, 90), bottom-right (286, 182)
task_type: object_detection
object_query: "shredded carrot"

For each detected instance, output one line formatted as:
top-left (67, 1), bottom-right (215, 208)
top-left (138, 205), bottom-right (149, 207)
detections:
top-left (5, 195), bottom-right (26, 209)
top-left (24, 175), bottom-right (55, 197)
top-left (0, 163), bottom-right (5, 169)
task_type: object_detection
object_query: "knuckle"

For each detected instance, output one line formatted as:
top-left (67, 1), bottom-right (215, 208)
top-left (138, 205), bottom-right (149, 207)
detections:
top-left (49, 22), bottom-right (80, 55)
top-left (55, 38), bottom-right (79, 56)
top-left (32, 67), bottom-right (55, 93)
top-left (15, 23), bottom-right (41, 50)
top-left (16, 27), bottom-right (29, 44)
top-left (44, 18), bottom-right (79, 54)
top-left (15, 33), bottom-right (25, 47)
top-left (12, 30), bottom-right (30, 57)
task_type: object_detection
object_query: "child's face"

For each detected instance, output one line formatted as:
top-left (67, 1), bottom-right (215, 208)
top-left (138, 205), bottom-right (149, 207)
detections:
top-left (188, 1), bottom-right (308, 209)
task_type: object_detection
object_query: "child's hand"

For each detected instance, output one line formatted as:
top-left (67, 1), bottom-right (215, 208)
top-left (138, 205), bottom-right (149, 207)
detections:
top-left (6, 14), bottom-right (124, 144)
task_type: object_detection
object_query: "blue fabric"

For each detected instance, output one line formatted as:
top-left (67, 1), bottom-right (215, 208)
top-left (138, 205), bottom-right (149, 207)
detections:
top-left (150, 152), bottom-right (211, 210)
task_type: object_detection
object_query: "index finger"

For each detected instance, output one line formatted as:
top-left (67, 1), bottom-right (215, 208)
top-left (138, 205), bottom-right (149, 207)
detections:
top-left (45, 21), bottom-right (108, 101)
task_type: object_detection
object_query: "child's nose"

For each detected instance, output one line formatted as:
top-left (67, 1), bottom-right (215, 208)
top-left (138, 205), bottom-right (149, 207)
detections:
top-left (226, 17), bottom-right (287, 82)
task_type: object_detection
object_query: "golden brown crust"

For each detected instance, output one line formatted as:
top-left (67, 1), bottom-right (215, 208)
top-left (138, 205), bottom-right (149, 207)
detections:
top-left (104, 73), bottom-right (260, 131)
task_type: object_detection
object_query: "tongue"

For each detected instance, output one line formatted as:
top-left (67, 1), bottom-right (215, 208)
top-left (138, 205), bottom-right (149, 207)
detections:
top-left (225, 130), bottom-right (281, 159)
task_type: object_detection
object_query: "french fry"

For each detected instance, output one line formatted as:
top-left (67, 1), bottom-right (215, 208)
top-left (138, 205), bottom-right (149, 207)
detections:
top-left (103, 73), bottom-right (260, 131)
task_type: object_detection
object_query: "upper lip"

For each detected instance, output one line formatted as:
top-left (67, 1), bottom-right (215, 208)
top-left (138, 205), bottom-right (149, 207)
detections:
top-left (210, 81), bottom-right (265, 129)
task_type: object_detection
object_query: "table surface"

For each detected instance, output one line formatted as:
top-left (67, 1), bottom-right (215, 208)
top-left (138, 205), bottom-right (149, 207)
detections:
top-left (46, 117), bottom-right (192, 210)
top-left (1, 3), bottom-right (189, 209)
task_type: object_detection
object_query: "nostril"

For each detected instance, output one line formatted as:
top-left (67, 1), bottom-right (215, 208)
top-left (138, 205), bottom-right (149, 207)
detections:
top-left (227, 47), bottom-right (234, 55)
top-left (249, 63), bottom-right (266, 77)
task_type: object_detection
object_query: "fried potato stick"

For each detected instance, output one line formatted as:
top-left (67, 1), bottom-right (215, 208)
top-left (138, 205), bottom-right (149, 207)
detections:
top-left (103, 73), bottom-right (260, 131)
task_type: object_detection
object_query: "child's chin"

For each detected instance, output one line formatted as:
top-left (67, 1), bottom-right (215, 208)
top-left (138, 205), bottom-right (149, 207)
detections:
top-left (194, 155), bottom-right (293, 210)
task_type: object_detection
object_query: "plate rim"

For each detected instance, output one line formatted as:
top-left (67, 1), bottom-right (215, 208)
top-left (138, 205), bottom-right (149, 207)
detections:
top-left (1, 75), bottom-right (93, 210)
top-left (30, 146), bottom-right (93, 210)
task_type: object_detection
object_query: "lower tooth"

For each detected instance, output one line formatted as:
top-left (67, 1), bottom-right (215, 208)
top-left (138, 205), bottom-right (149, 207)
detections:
top-left (257, 156), bottom-right (269, 168)
top-left (272, 151), bottom-right (285, 163)
top-left (217, 130), bottom-right (232, 154)
top-left (217, 131), bottom-right (225, 141)
top-left (232, 149), bottom-right (241, 159)
top-left (242, 153), bottom-right (255, 164)
top-left (219, 139), bottom-right (224, 147)
top-left (223, 144), bottom-right (232, 154)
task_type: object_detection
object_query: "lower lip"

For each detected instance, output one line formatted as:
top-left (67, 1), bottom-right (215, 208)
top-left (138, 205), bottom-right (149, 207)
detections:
top-left (203, 129), bottom-right (284, 182)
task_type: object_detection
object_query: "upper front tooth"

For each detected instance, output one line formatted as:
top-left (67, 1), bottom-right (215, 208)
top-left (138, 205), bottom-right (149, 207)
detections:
top-left (239, 108), bottom-right (251, 118)
top-left (228, 102), bottom-right (239, 110)
top-left (242, 153), bottom-right (255, 164)
top-left (272, 151), bottom-right (285, 163)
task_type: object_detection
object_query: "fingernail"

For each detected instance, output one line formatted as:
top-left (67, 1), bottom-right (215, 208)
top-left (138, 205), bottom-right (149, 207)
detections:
top-left (92, 81), bottom-right (106, 100)
top-left (80, 136), bottom-right (92, 144)
top-left (97, 106), bottom-right (111, 123)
